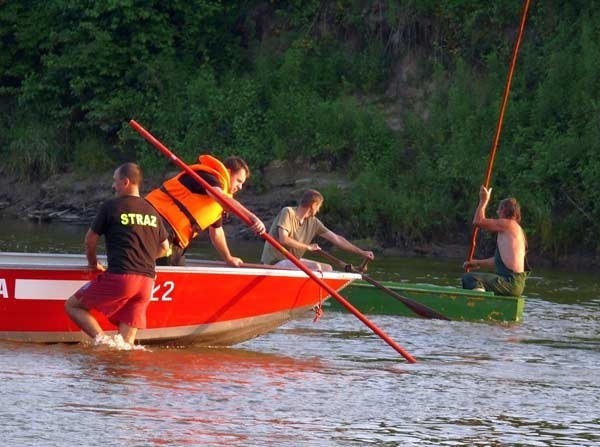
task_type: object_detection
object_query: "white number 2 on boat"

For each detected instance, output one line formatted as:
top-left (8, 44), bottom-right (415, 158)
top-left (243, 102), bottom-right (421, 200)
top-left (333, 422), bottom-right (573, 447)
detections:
top-left (151, 281), bottom-right (174, 302)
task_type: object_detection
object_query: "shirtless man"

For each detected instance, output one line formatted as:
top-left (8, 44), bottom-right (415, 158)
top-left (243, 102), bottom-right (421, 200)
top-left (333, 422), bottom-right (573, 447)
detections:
top-left (462, 186), bottom-right (528, 296)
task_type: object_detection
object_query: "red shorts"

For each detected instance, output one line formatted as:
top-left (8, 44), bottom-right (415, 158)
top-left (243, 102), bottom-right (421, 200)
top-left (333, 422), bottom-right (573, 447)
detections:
top-left (74, 272), bottom-right (154, 329)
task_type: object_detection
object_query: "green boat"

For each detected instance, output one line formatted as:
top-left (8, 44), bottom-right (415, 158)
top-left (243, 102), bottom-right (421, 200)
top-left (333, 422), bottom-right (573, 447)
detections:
top-left (331, 280), bottom-right (525, 323)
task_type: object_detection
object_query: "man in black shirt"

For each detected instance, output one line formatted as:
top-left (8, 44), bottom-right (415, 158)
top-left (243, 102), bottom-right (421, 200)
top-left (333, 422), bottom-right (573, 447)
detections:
top-left (65, 163), bottom-right (169, 349)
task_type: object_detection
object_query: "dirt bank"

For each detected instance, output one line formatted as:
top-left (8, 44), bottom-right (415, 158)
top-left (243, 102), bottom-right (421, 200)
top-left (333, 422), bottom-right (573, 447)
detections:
top-left (0, 161), bottom-right (459, 259)
top-left (0, 160), bottom-right (354, 241)
top-left (0, 164), bottom-right (596, 271)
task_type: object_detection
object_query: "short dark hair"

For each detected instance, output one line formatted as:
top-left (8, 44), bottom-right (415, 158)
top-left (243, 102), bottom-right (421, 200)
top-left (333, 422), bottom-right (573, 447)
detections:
top-left (299, 189), bottom-right (324, 207)
top-left (224, 156), bottom-right (250, 178)
top-left (116, 162), bottom-right (142, 185)
top-left (499, 197), bottom-right (521, 223)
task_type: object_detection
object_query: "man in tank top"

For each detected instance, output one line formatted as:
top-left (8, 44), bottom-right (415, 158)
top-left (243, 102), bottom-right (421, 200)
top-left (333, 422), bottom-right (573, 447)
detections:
top-left (462, 185), bottom-right (529, 296)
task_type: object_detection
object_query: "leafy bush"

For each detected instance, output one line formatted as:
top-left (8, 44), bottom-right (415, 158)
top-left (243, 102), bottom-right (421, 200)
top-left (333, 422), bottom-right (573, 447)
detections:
top-left (5, 121), bottom-right (62, 181)
top-left (1, 0), bottom-right (600, 259)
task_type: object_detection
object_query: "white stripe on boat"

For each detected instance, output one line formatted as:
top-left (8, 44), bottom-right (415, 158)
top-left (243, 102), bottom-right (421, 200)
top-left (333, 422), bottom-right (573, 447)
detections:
top-left (15, 279), bottom-right (86, 300)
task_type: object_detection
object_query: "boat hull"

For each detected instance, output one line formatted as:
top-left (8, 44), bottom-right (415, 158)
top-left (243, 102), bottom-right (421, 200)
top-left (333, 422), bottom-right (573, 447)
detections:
top-left (330, 280), bottom-right (524, 323)
top-left (0, 252), bottom-right (359, 345)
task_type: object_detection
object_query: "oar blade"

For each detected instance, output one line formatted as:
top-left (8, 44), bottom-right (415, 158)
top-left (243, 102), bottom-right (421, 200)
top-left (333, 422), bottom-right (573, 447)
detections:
top-left (361, 274), bottom-right (450, 321)
top-left (316, 249), bottom-right (450, 321)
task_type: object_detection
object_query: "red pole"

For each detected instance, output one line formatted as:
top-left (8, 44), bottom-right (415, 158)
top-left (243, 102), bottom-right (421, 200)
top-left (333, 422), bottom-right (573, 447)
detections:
top-left (130, 119), bottom-right (417, 363)
top-left (466, 0), bottom-right (531, 267)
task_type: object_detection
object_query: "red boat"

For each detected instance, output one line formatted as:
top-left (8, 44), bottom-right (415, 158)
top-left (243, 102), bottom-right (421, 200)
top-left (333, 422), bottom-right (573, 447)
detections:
top-left (0, 252), bottom-right (359, 346)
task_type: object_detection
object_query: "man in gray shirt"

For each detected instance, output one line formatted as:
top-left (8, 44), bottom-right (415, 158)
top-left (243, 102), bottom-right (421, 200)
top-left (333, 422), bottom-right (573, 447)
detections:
top-left (261, 189), bottom-right (374, 270)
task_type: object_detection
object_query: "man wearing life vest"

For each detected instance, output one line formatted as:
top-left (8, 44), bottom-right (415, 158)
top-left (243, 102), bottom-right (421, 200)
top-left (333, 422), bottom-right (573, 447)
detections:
top-left (146, 154), bottom-right (265, 266)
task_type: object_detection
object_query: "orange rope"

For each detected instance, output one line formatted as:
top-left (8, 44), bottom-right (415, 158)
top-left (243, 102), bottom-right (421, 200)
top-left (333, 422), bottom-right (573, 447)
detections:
top-left (466, 0), bottom-right (532, 267)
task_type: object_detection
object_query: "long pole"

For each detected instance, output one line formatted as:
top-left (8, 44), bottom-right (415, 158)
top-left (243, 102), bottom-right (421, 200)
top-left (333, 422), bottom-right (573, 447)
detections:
top-left (130, 120), bottom-right (417, 363)
top-left (466, 0), bottom-right (531, 267)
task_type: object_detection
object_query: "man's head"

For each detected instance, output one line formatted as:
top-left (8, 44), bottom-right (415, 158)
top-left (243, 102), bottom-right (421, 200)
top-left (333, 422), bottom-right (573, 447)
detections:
top-left (299, 189), bottom-right (324, 217)
top-left (224, 156), bottom-right (250, 194)
top-left (112, 162), bottom-right (142, 197)
top-left (498, 197), bottom-right (521, 223)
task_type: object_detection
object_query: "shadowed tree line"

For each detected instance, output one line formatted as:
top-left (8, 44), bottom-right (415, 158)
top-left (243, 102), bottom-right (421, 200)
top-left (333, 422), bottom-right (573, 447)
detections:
top-left (1, 0), bottom-right (598, 263)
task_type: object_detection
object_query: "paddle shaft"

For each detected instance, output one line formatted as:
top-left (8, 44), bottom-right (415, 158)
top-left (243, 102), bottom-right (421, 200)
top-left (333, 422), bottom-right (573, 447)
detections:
top-left (317, 249), bottom-right (450, 321)
top-left (466, 0), bottom-right (531, 269)
top-left (129, 120), bottom-right (416, 363)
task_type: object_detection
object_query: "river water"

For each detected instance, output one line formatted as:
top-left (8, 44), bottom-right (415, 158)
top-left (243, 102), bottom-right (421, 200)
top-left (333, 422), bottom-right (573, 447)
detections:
top-left (0, 219), bottom-right (598, 446)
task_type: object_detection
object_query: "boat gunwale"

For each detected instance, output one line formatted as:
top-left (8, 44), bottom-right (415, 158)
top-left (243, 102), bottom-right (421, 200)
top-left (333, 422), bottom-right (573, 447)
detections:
top-left (0, 252), bottom-right (361, 281)
top-left (349, 279), bottom-right (525, 301)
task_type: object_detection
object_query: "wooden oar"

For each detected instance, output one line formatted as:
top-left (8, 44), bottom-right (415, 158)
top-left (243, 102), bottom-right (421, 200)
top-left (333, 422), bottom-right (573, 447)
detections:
top-left (129, 119), bottom-right (417, 363)
top-left (317, 249), bottom-right (450, 321)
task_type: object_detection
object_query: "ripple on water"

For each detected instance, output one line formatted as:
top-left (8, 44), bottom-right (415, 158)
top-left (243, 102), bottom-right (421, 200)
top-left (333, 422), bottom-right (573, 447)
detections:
top-left (1, 224), bottom-right (599, 446)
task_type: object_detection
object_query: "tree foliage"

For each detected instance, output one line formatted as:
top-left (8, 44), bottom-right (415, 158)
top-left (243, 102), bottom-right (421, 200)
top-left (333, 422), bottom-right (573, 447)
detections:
top-left (0, 0), bottom-right (598, 260)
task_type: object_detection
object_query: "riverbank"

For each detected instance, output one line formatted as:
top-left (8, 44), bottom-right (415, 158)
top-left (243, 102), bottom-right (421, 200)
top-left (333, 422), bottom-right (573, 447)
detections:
top-left (0, 164), bottom-right (596, 271)
top-left (0, 160), bottom-right (350, 233)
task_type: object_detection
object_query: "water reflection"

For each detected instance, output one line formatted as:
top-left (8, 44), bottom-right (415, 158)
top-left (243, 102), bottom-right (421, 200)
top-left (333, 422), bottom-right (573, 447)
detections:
top-left (1, 218), bottom-right (600, 446)
top-left (77, 345), bottom-right (325, 385)
top-left (0, 217), bottom-right (87, 253)
top-left (3, 217), bottom-right (598, 304)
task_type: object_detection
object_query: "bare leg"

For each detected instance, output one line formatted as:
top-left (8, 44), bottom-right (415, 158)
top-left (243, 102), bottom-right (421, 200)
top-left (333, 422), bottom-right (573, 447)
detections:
top-left (65, 295), bottom-right (103, 339)
top-left (118, 323), bottom-right (137, 345)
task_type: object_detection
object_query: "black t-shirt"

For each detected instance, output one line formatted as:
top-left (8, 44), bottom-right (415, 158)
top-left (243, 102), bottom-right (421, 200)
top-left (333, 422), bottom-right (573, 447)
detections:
top-left (178, 170), bottom-right (224, 228)
top-left (179, 170), bottom-right (221, 193)
top-left (91, 195), bottom-right (168, 277)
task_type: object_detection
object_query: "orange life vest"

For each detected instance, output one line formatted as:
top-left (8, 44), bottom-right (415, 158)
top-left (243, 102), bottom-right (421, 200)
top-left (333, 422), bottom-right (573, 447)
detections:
top-left (146, 155), bottom-right (232, 249)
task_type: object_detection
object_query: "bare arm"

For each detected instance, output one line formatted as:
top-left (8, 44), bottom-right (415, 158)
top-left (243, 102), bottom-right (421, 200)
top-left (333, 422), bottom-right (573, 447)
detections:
top-left (276, 227), bottom-right (321, 253)
top-left (320, 230), bottom-right (375, 260)
top-left (463, 257), bottom-right (495, 270)
top-left (84, 229), bottom-right (105, 271)
top-left (472, 186), bottom-right (511, 233)
top-left (229, 197), bottom-right (266, 235)
top-left (206, 187), bottom-right (266, 235)
top-left (157, 239), bottom-right (170, 259)
top-left (209, 226), bottom-right (243, 267)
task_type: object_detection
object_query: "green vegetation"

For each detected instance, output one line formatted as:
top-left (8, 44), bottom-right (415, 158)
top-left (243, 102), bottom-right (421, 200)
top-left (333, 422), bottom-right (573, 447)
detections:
top-left (1, 0), bottom-right (598, 261)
